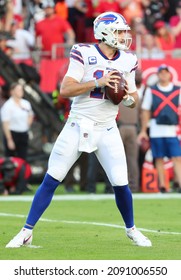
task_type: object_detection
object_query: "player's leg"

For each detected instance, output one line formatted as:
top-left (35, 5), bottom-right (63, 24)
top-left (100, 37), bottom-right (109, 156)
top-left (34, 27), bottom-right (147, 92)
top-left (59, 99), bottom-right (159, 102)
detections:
top-left (27, 121), bottom-right (81, 225)
top-left (120, 126), bottom-right (139, 192)
top-left (96, 123), bottom-right (134, 227)
top-left (96, 123), bottom-right (152, 247)
top-left (6, 122), bottom-right (81, 248)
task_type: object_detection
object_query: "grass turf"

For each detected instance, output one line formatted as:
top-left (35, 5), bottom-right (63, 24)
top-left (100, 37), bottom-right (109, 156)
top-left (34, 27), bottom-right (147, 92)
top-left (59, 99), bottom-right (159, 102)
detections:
top-left (0, 187), bottom-right (181, 260)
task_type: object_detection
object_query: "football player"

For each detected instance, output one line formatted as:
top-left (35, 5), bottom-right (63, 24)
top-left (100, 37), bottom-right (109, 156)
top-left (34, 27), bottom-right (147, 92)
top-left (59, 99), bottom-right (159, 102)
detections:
top-left (6, 12), bottom-right (152, 248)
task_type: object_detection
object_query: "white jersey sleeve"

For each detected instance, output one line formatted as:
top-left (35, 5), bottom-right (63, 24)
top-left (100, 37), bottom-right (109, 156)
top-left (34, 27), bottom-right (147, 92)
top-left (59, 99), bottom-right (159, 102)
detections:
top-left (65, 45), bottom-right (85, 82)
top-left (125, 70), bottom-right (137, 93)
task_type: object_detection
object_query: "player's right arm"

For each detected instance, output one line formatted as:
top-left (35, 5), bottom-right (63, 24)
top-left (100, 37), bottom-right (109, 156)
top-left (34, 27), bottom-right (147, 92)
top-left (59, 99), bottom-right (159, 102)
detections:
top-left (60, 72), bottom-right (120, 98)
top-left (60, 76), bottom-right (98, 98)
top-left (60, 45), bottom-right (121, 98)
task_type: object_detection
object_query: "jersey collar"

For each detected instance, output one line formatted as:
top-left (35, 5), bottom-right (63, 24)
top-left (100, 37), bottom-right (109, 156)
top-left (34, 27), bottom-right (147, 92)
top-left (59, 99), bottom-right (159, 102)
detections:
top-left (94, 44), bottom-right (120, 60)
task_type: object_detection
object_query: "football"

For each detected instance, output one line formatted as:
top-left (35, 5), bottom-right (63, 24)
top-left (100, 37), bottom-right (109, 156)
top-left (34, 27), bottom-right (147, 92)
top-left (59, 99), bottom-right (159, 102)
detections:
top-left (105, 72), bottom-right (126, 105)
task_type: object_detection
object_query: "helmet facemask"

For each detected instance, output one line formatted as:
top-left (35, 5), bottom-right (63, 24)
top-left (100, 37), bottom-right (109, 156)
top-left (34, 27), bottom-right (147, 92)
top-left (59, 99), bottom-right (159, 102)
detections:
top-left (103, 29), bottom-right (132, 50)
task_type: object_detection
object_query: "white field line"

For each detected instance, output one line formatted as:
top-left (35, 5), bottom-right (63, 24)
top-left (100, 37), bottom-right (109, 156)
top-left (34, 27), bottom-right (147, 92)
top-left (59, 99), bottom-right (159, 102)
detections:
top-left (0, 212), bottom-right (181, 236)
top-left (0, 193), bottom-right (181, 202)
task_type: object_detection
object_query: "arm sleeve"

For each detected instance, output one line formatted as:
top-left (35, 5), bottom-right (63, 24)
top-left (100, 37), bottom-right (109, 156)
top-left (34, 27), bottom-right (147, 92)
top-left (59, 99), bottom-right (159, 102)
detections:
top-left (65, 45), bottom-right (85, 82)
top-left (125, 71), bottom-right (137, 93)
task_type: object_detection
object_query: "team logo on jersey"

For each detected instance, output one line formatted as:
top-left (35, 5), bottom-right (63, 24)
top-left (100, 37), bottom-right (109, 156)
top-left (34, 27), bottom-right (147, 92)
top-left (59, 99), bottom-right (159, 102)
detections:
top-left (88, 56), bottom-right (97, 65)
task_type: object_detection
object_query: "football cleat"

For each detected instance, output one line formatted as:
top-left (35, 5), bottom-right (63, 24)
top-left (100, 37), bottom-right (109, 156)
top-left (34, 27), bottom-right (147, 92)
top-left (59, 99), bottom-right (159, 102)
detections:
top-left (126, 226), bottom-right (152, 247)
top-left (6, 228), bottom-right (33, 248)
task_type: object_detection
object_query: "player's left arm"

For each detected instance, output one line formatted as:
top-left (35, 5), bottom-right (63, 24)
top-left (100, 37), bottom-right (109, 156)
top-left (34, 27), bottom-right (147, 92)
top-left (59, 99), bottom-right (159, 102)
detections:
top-left (122, 70), bottom-right (138, 108)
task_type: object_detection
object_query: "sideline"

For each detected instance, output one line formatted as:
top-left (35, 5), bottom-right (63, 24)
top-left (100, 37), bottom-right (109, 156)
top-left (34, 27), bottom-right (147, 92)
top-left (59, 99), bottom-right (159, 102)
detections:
top-left (0, 193), bottom-right (181, 202)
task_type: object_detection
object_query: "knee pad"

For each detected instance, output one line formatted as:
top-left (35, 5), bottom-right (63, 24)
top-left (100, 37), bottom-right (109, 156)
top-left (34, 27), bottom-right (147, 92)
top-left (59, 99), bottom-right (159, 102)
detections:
top-left (47, 165), bottom-right (68, 182)
top-left (109, 166), bottom-right (128, 186)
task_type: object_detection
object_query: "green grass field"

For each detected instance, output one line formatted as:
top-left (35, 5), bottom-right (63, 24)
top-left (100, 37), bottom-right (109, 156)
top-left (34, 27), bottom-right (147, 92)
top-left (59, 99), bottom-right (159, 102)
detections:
top-left (0, 185), bottom-right (181, 260)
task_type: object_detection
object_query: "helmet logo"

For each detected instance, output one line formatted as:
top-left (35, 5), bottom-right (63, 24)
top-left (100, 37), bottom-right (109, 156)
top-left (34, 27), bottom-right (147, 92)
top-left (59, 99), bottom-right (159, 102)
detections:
top-left (95, 14), bottom-right (118, 28)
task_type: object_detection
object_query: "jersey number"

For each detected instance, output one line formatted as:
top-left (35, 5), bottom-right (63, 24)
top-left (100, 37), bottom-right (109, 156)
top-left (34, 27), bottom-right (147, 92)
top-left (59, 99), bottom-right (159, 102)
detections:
top-left (90, 70), bottom-right (108, 100)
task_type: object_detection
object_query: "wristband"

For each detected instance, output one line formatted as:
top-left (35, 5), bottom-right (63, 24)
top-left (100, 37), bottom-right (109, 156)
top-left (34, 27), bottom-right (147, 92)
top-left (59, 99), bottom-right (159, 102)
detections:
top-left (94, 79), bottom-right (99, 88)
top-left (122, 95), bottom-right (135, 107)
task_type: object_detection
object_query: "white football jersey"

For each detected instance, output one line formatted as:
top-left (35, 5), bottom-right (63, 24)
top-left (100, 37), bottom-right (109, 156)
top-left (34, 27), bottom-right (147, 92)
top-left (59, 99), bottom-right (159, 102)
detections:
top-left (65, 43), bottom-right (138, 123)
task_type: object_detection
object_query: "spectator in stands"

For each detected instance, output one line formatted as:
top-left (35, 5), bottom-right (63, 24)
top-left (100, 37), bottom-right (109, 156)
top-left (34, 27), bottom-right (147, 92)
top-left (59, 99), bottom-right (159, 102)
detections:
top-left (25, 0), bottom-right (45, 34)
top-left (1, 82), bottom-right (34, 160)
top-left (0, 84), bottom-right (7, 107)
top-left (119, 0), bottom-right (143, 25)
top-left (0, 0), bottom-right (13, 32)
top-left (154, 20), bottom-right (175, 58)
top-left (84, 0), bottom-right (98, 43)
top-left (138, 33), bottom-right (165, 59)
top-left (93, 0), bottom-right (122, 18)
top-left (129, 17), bottom-right (148, 52)
top-left (169, 1), bottom-right (181, 57)
top-left (35, 0), bottom-right (75, 59)
top-left (12, 0), bottom-right (26, 18)
top-left (0, 30), bottom-right (13, 57)
top-left (138, 64), bottom-right (181, 193)
top-left (141, 0), bottom-right (169, 34)
top-left (6, 15), bottom-right (35, 65)
top-left (165, 0), bottom-right (179, 22)
top-left (63, 1), bottom-right (87, 42)
top-left (72, 0), bottom-right (88, 42)
top-left (55, 0), bottom-right (68, 20)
